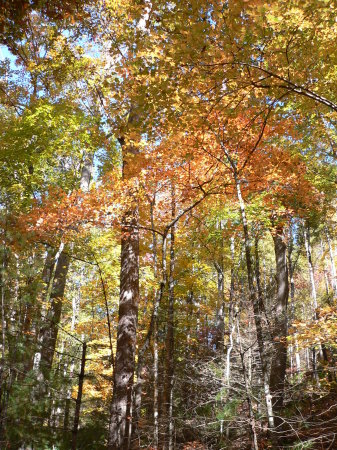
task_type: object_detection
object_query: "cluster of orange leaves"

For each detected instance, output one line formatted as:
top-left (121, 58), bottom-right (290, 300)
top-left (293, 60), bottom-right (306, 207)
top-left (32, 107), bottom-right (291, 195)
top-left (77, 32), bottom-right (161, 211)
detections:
top-left (290, 306), bottom-right (337, 349)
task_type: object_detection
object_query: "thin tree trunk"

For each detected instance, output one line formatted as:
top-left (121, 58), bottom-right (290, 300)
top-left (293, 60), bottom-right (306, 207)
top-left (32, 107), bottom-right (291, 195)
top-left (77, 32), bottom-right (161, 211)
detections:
top-left (79, 153), bottom-right (93, 191)
top-left (215, 264), bottom-right (225, 353)
top-left (236, 314), bottom-right (259, 450)
top-left (150, 196), bottom-right (160, 450)
top-left (39, 252), bottom-right (71, 375)
top-left (153, 304), bottom-right (160, 449)
top-left (164, 187), bottom-right (176, 450)
top-left (254, 234), bottom-right (264, 310)
top-left (326, 227), bottom-right (337, 299)
top-left (288, 226), bottom-right (301, 373)
top-left (63, 358), bottom-right (75, 445)
top-left (95, 260), bottom-right (114, 368)
top-left (0, 247), bottom-right (6, 366)
top-left (132, 273), bottom-right (166, 446)
top-left (72, 341), bottom-right (86, 450)
top-left (303, 225), bottom-right (320, 384)
top-left (0, 237), bottom-right (8, 443)
top-left (303, 226), bottom-right (318, 314)
top-left (234, 173), bottom-right (274, 428)
top-left (320, 239), bottom-right (330, 297)
top-left (133, 197), bottom-right (166, 448)
top-left (215, 221), bottom-right (225, 353)
top-left (36, 152), bottom-right (94, 377)
top-left (226, 236), bottom-right (235, 385)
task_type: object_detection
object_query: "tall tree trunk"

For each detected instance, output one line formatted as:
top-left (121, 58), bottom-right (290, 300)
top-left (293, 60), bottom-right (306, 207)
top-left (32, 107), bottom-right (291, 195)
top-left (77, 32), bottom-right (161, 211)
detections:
top-left (254, 234), bottom-right (264, 310)
top-left (72, 341), bottom-right (86, 450)
top-left (132, 259), bottom-right (166, 448)
top-left (132, 199), bottom-right (167, 447)
top-left (63, 358), bottom-right (75, 446)
top-left (270, 226), bottom-right (289, 417)
top-left (236, 313), bottom-right (259, 450)
top-left (234, 173), bottom-right (274, 428)
top-left (0, 245), bottom-right (6, 368)
top-left (36, 152), bottom-right (94, 377)
top-left (108, 137), bottom-right (140, 450)
top-left (320, 239), bottom-right (330, 297)
top-left (303, 226), bottom-right (318, 314)
top-left (215, 263), bottom-right (225, 353)
top-left (79, 153), bottom-right (94, 191)
top-left (325, 227), bottom-right (337, 299)
top-left (163, 187), bottom-right (176, 450)
top-left (153, 298), bottom-right (160, 450)
top-left (226, 236), bottom-right (235, 385)
top-left (39, 251), bottom-right (70, 375)
top-left (0, 237), bottom-right (8, 444)
top-left (215, 221), bottom-right (225, 353)
top-left (224, 236), bottom-right (236, 440)
top-left (150, 196), bottom-right (160, 450)
top-left (303, 224), bottom-right (320, 384)
top-left (33, 243), bottom-right (63, 370)
top-left (288, 225), bottom-right (301, 373)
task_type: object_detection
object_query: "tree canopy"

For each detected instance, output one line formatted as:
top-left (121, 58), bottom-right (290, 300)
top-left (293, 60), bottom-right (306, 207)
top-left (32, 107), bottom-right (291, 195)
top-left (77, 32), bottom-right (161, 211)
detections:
top-left (0, 1), bottom-right (337, 449)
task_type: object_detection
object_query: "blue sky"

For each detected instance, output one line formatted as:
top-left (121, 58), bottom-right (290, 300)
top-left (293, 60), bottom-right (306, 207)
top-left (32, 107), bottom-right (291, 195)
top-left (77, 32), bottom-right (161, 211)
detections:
top-left (0, 45), bottom-right (17, 69)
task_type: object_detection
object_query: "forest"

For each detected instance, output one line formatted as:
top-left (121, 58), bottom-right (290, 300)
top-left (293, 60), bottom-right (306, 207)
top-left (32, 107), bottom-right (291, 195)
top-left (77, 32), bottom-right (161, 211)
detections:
top-left (0, 0), bottom-right (337, 449)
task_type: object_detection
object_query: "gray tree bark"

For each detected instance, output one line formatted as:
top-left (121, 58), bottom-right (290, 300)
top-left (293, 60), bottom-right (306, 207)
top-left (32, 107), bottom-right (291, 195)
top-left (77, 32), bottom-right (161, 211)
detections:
top-left (164, 186), bottom-right (176, 450)
top-left (234, 173), bottom-right (274, 428)
top-left (108, 137), bottom-right (140, 450)
top-left (326, 227), bottom-right (337, 299)
top-left (39, 251), bottom-right (70, 374)
top-left (37, 152), bottom-right (93, 377)
top-left (71, 341), bottom-right (86, 450)
top-left (270, 226), bottom-right (289, 417)
top-left (215, 221), bottom-right (225, 354)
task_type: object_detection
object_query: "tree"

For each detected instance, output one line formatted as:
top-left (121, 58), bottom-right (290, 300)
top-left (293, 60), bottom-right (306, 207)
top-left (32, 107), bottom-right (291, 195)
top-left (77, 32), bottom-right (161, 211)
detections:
top-left (1, 1), bottom-right (337, 449)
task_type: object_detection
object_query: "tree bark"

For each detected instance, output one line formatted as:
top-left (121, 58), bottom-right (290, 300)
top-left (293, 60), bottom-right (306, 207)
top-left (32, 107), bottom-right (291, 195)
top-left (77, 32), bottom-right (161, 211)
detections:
top-left (72, 341), bottom-right (86, 450)
top-left (225, 236), bottom-right (235, 385)
top-left (163, 186), bottom-right (175, 450)
top-left (320, 239), bottom-right (330, 298)
top-left (303, 226), bottom-right (318, 314)
top-left (35, 151), bottom-right (94, 377)
top-left (236, 313), bottom-right (259, 450)
top-left (303, 224), bottom-right (320, 384)
top-left (151, 196), bottom-right (160, 450)
top-left (39, 251), bottom-right (70, 375)
top-left (80, 153), bottom-right (94, 192)
top-left (133, 231), bottom-right (167, 446)
top-left (326, 227), bottom-right (337, 299)
top-left (270, 227), bottom-right (289, 416)
top-left (288, 226), bottom-right (301, 373)
top-left (234, 173), bottom-right (274, 428)
top-left (254, 234), bottom-right (264, 310)
top-left (0, 238), bottom-right (8, 444)
top-left (215, 221), bottom-right (225, 354)
top-left (108, 137), bottom-right (140, 450)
